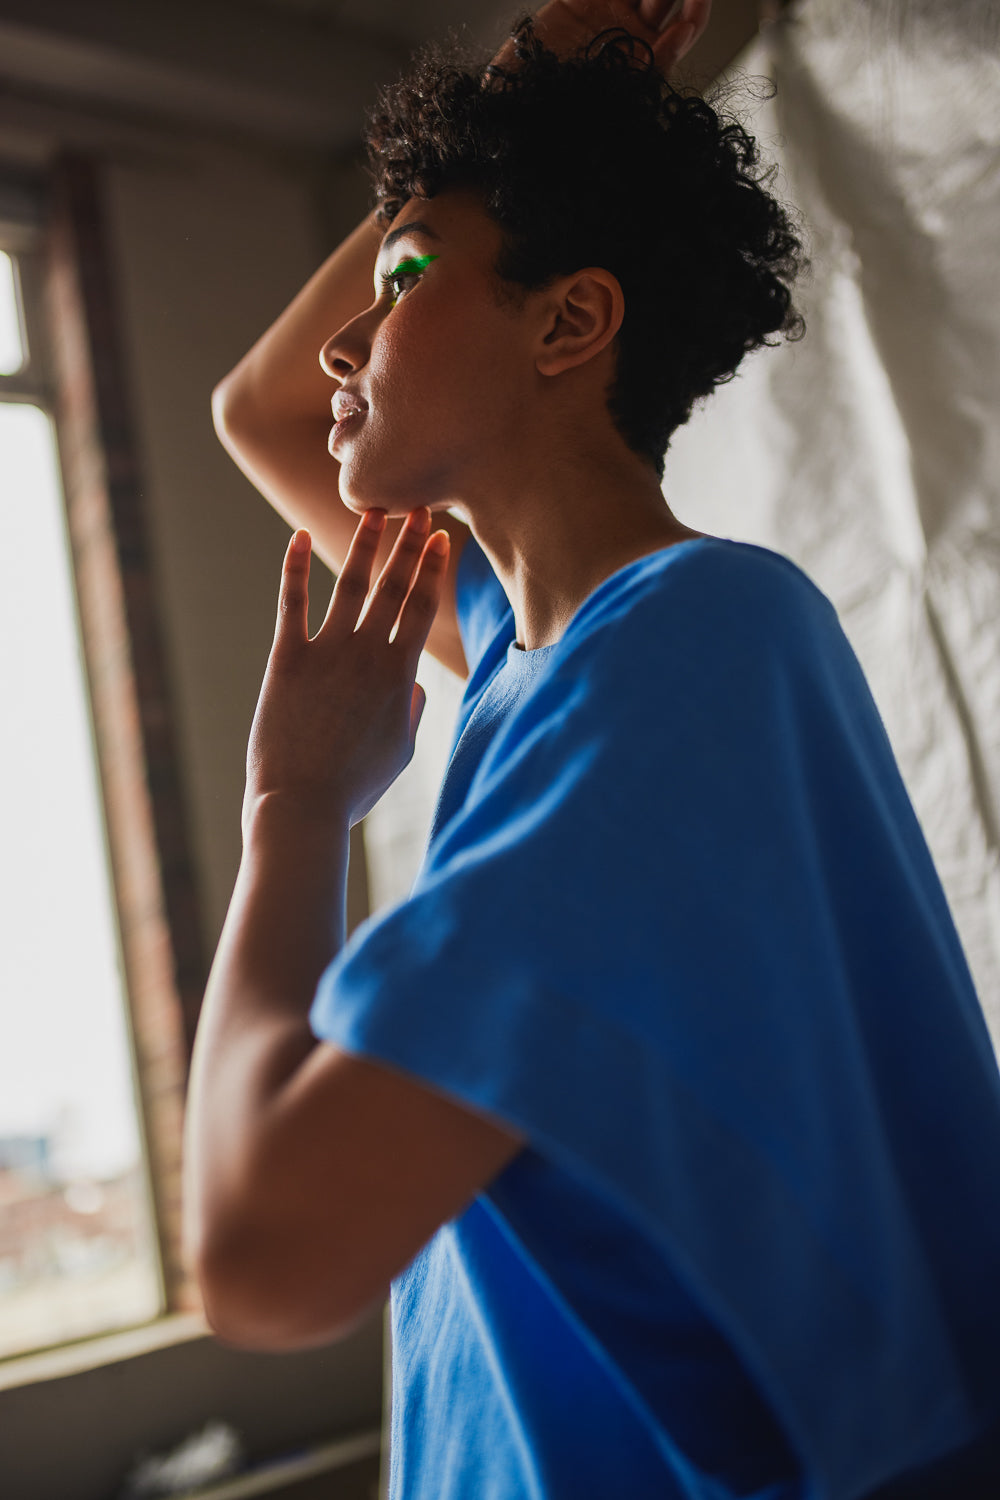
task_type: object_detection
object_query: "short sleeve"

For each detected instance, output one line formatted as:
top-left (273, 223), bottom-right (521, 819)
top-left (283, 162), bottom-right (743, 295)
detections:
top-left (311, 540), bottom-right (1000, 1499)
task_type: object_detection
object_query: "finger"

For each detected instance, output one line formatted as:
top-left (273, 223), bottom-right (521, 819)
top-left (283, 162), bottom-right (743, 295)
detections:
top-left (322, 508), bottom-right (387, 634)
top-left (392, 529), bottom-right (451, 662)
top-left (650, 0), bottom-right (710, 65)
top-left (355, 506), bottom-right (433, 638)
top-left (636, 0), bottom-right (683, 32)
top-left (272, 528), bottom-right (312, 654)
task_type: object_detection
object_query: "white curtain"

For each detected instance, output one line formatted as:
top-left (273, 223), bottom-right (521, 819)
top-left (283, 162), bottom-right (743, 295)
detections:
top-left (364, 0), bottom-right (1000, 1037)
top-left (666, 0), bottom-right (1000, 1029)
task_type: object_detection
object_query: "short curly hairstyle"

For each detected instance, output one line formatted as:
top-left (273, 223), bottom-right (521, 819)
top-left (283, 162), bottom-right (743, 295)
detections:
top-left (366, 17), bottom-right (805, 478)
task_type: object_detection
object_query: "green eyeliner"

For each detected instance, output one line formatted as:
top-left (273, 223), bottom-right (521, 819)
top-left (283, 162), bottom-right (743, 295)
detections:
top-left (381, 252), bottom-right (439, 306)
top-left (393, 254), bottom-right (438, 275)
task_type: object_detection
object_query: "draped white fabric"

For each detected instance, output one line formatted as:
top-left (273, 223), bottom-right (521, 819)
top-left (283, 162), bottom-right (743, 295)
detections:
top-left (363, 0), bottom-right (1000, 1038)
top-left (665, 0), bottom-right (1000, 1030)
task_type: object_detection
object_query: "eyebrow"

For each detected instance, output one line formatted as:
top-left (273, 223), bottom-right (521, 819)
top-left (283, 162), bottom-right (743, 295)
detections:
top-left (378, 221), bottom-right (442, 258)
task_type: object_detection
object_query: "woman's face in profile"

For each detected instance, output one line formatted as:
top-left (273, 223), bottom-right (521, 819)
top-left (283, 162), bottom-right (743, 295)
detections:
top-left (320, 191), bottom-right (539, 519)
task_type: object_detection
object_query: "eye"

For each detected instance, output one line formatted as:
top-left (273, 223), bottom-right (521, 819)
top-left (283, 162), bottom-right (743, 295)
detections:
top-left (378, 253), bottom-right (438, 309)
top-left (381, 269), bottom-right (420, 307)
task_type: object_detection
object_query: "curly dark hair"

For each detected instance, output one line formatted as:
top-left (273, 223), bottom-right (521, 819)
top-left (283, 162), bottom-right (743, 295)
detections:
top-left (366, 17), bottom-right (805, 478)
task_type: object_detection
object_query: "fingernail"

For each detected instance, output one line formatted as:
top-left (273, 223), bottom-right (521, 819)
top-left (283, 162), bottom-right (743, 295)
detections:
top-left (292, 529), bottom-right (310, 552)
top-left (363, 508), bottom-right (386, 530)
top-left (410, 507), bottom-right (431, 531)
top-left (428, 531), bottom-right (449, 555)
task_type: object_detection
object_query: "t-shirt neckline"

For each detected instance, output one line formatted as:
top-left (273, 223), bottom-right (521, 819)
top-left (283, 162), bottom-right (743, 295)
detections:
top-left (505, 536), bottom-right (713, 663)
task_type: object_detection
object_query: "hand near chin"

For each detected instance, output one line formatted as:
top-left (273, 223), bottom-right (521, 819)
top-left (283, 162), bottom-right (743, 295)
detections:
top-left (497, 0), bottom-right (711, 74)
top-left (243, 508), bottom-right (449, 836)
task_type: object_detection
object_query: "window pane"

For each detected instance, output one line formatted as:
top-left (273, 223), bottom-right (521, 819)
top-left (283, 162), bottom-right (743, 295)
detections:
top-left (0, 403), bottom-right (162, 1357)
top-left (0, 253), bottom-right (24, 375)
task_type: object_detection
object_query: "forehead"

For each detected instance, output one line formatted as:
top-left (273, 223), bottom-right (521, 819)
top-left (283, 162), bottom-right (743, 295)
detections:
top-left (379, 191), bottom-right (499, 259)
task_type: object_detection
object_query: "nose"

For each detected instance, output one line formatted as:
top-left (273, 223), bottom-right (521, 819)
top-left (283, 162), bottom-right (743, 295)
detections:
top-left (319, 306), bottom-right (373, 381)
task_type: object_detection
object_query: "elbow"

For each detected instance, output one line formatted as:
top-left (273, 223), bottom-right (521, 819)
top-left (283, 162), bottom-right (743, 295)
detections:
top-left (211, 376), bottom-right (248, 447)
top-left (183, 1201), bottom-right (271, 1349)
top-left (188, 1221), bottom-right (383, 1352)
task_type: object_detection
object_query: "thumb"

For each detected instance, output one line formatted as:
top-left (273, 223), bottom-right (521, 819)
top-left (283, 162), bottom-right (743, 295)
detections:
top-left (409, 682), bottom-right (427, 749)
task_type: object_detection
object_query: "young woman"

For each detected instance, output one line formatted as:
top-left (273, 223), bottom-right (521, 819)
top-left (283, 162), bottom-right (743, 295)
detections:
top-left (185, 2), bottom-right (1000, 1495)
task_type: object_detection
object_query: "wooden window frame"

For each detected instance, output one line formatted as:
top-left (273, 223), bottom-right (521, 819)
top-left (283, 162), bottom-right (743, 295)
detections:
top-left (0, 158), bottom-right (384, 1498)
top-left (35, 150), bottom-right (203, 1319)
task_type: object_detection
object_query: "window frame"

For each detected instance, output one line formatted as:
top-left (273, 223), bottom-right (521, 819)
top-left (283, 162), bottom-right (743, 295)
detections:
top-left (0, 157), bottom-right (385, 1496)
top-left (0, 236), bottom-right (169, 1351)
top-left (2, 156), bottom-right (201, 1332)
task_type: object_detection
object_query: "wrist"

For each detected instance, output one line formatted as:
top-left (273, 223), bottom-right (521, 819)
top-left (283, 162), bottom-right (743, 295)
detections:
top-left (222, 792), bottom-right (350, 1005)
top-left (241, 789), bottom-right (352, 849)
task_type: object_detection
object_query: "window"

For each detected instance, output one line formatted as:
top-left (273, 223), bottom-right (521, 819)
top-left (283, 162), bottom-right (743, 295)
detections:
top-left (0, 156), bottom-right (382, 1500)
top-left (0, 236), bottom-right (163, 1358)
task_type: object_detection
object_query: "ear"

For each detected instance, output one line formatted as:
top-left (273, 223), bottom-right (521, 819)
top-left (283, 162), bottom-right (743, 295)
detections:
top-left (534, 269), bottom-right (624, 378)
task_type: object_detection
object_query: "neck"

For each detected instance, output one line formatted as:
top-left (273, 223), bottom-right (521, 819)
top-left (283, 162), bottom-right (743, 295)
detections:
top-left (454, 436), bottom-right (704, 652)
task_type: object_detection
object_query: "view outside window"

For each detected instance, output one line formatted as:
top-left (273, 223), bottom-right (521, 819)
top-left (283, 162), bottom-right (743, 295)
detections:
top-left (0, 251), bottom-right (22, 374)
top-left (0, 250), bottom-right (162, 1358)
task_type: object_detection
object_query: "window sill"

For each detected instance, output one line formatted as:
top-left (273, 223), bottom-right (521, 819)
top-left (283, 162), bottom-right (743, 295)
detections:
top-left (0, 1304), bottom-right (385, 1500)
top-left (0, 1310), bottom-right (210, 1391)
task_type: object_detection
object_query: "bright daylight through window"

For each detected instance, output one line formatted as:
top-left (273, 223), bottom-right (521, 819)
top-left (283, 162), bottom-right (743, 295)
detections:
top-left (0, 249), bottom-right (161, 1358)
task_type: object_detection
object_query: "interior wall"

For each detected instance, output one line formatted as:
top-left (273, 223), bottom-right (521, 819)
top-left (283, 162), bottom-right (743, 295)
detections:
top-left (98, 136), bottom-right (370, 939)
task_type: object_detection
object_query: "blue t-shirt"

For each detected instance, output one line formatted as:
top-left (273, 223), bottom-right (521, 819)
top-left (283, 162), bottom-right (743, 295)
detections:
top-left (311, 536), bottom-right (1000, 1500)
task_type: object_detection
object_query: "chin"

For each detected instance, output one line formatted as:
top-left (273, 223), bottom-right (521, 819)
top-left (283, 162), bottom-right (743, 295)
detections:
top-left (342, 470), bottom-right (456, 520)
top-left (338, 473), bottom-right (391, 515)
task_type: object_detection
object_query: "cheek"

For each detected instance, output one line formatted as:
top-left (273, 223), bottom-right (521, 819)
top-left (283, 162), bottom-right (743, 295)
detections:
top-left (369, 294), bottom-right (523, 449)
top-left (382, 299), bottom-right (455, 361)
top-left (376, 314), bottom-right (466, 419)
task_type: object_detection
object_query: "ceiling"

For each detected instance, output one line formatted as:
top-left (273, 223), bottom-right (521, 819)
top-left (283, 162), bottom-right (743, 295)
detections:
top-left (247, 0), bottom-right (517, 48)
top-left (0, 0), bottom-right (523, 156)
top-left (0, 0), bottom-right (775, 161)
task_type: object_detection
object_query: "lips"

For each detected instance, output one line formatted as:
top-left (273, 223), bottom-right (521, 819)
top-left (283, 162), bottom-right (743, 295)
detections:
top-left (332, 391), bottom-right (369, 422)
top-left (329, 391), bottom-right (368, 454)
